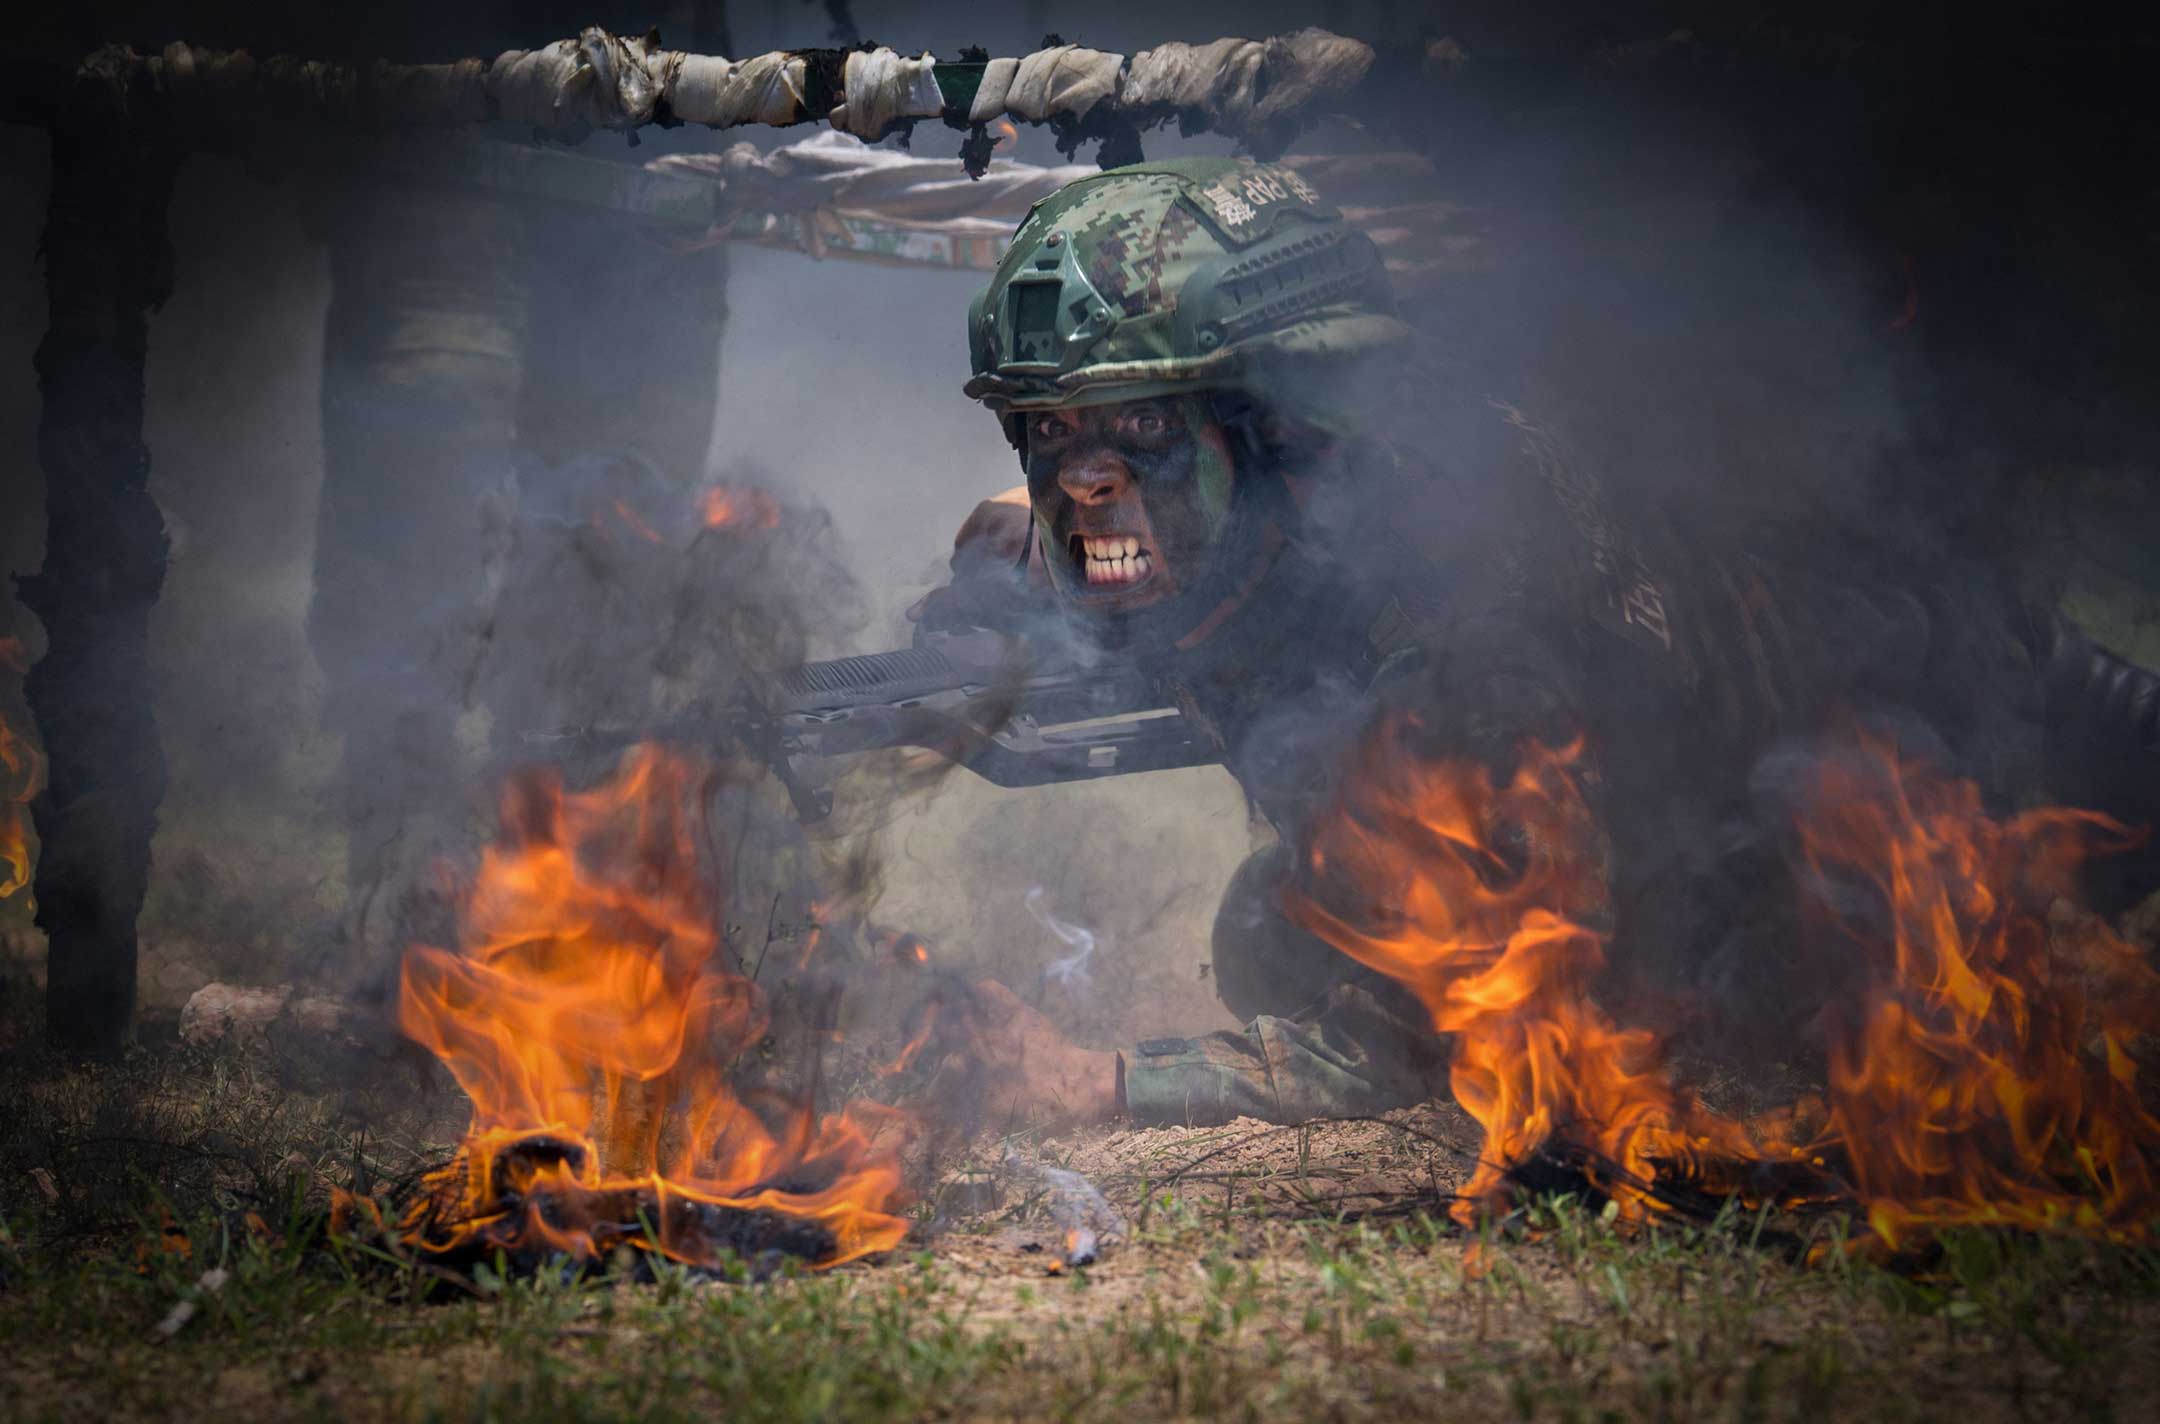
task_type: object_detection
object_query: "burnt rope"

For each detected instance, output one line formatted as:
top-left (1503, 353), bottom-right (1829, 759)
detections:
top-left (3, 27), bottom-right (1396, 156)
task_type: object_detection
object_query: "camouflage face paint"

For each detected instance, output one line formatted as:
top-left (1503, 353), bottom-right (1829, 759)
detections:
top-left (1181, 395), bottom-right (1236, 535)
top-left (1022, 397), bottom-right (1241, 618)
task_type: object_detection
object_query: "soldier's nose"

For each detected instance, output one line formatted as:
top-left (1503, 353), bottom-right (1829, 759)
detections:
top-left (1056, 451), bottom-right (1133, 506)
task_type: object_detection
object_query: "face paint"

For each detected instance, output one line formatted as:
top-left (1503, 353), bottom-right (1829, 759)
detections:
top-left (1181, 395), bottom-right (1237, 535)
top-left (1022, 397), bottom-right (1240, 619)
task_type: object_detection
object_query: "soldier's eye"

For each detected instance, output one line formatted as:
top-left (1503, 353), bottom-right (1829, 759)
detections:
top-left (1123, 405), bottom-right (1176, 438)
top-left (1031, 413), bottom-right (1075, 442)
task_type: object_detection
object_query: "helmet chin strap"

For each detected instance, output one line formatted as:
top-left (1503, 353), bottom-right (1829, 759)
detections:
top-left (1172, 519), bottom-right (1288, 652)
top-left (1100, 466), bottom-right (1296, 655)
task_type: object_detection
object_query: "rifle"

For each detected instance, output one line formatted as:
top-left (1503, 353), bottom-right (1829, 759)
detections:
top-left (518, 627), bottom-right (1219, 821)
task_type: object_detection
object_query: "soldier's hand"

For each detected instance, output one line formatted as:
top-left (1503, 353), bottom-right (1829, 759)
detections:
top-left (905, 488), bottom-right (1051, 632)
top-left (952, 979), bottom-right (1121, 1128)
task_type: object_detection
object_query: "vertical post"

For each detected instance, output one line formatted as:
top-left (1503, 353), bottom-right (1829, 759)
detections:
top-left (20, 53), bottom-right (178, 1054)
top-left (308, 178), bottom-right (527, 980)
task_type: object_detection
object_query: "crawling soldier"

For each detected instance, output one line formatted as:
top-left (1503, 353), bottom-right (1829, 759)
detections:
top-left (909, 158), bottom-right (2160, 1129)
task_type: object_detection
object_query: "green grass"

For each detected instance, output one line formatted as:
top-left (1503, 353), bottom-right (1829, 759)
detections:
top-left (5, 1183), bottom-right (2154, 1421)
top-left (1, 1013), bottom-right (2155, 1422)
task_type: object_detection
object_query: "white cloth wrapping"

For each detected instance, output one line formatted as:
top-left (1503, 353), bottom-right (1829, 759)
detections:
top-left (999, 45), bottom-right (1123, 123)
top-left (664, 51), bottom-right (808, 127)
top-left (1124, 29), bottom-right (1372, 133)
top-left (966, 57), bottom-right (1021, 123)
top-left (1247, 29), bottom-right (1374, 127)
top-left (487, 42), bottom-right (589, 127)
top-left (487, 30), bottom-right (670, 130)
top-left (131, 26), bottom-right (1378, 145)
top-left (1123, 37), bottom-right (1264, 115)
top-left (829, 48), bottom-right (943, 139)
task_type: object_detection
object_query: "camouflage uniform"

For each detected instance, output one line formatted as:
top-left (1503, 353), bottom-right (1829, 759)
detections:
top-left (953, 159), bottom-right (2160, 1128)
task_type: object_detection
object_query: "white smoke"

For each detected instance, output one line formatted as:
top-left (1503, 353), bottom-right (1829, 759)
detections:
top-left (1025, 885), bottom-right (1100, 987)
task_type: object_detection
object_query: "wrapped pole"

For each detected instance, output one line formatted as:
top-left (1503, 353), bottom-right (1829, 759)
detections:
top-left (4, 28), bottom-right (1389, 164)
top-left (20, 52), bottom-right (179, 1053)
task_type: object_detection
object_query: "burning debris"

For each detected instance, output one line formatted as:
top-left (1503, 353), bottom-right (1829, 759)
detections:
top-left (0, 638), bottom-right (39, 908)
top-left (390, 746), bottom-right (908, 1276)
top-left (699, 485), bottom-right (783, 533)
top-left (1287, 728), bottom-right (1762, 1222)
top-left (1788, 734), bottom-right (2160, 1246)
top-left (1004, 1148), bottom-right (1127, 1269)
top-left (1288, 716), bottom-right (2160, 1249)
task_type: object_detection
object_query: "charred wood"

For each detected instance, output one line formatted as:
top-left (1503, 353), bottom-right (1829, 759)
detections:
top-left (399, 1136), bottom-right (845, 1278)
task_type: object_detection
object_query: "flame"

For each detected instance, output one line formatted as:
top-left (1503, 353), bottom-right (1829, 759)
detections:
top-left (609, 499), bottom-right (667, 546)
top-left (877, 1000), bottom-right (938, 1077)
top-left (1287, 712), bottom-right (2158, 1248)
top-left (876, 929), bottom-right (932, 969)
top-left (700, 485), bottom-right (782, 532)
top-left (395, 746), bottom-right (907, 1269)
top-left (1286, 719), bottom-right (1756, 1222)
top-left (1792, 734), bottom-right (2159, 1247)
top-left (0, 638), bottom-right (40, 904)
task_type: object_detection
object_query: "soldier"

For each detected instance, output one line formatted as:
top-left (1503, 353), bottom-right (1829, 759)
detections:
top-left (915, 158), bottom-right (2160, 1128)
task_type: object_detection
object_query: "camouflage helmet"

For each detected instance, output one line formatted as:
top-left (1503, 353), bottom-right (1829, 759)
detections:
top-left (964, 158), bottom-right (1407, 422)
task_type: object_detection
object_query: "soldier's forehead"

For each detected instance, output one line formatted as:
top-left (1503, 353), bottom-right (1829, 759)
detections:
top-left (1038, 394), bottom-right (1191, 418)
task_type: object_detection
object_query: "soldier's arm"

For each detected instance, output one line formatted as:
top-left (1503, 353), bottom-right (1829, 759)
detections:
top-left (906, 485), bottom-right (1053, 631)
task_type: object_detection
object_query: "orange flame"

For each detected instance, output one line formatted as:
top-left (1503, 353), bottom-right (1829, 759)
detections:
top-left (1287, 719), bottom-right (1756, 1222)
top-left (700, 485), bottom-right (782, 532)
top-left (609, 499), bottom-right (667, 546)
top-left (1793, 735), bottom-right (2159, 1247)
top-left (877, 1001), bottom-right (939, 1077)
top-left (396, 746), bottom-right (907, 1268)
top-left (0, 638), bottom-right (40, 904)
top-left (1288, 712), bottom-right (2159, 1248)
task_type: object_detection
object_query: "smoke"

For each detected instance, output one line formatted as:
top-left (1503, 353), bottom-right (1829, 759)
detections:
top-left (0, 3), bottom-right (2151, 1111)
top-left (1025, 885), bottom-right (1100, 988)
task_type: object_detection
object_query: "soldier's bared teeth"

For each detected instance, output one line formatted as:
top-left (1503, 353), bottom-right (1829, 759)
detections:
top-left (1080, 535), bottom-right (1147, 563)
top-left (1077, 543), bottom-right (1152, 587)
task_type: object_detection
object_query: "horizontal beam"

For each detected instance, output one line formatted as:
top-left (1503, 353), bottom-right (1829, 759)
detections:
top-left (7, 27), bottom-right (1401, 166)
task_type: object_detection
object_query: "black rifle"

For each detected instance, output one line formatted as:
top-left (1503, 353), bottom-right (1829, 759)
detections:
top-left (518, 627), bottom-right (1218, 821)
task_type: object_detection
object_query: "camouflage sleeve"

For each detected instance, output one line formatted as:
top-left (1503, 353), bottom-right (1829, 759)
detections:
top-left (1121, 985), bottom-right (1442, 1127)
